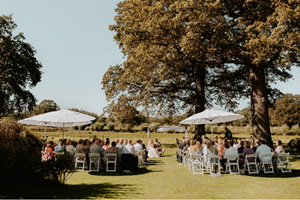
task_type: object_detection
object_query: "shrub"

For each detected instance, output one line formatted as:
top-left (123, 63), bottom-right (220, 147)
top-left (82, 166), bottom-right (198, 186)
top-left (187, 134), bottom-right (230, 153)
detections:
top-left (167, 129), bottom-right (175, 133)
top-left (0, 118), bottom-right (43, 181)
top-left (292, 124), bottom-right (300, 136)
top-left (280, 124), bottom-right (289, 135)
top-left (140, 123), bottom-right (148, 132)
top-left (125, 123), bottom-right (133, 132)
top-left (245, 124), bottom-right (252, 133)
top-left (107, 122), bottom-right (115, 131)
top-left (93, 122), bottom-right (104, 131)
top-left (205, 124), bottom-right (211, 133)
top-left (187, 126), bottom-right (195, 133)
top-left (85, 126), bottom-right (91, 131)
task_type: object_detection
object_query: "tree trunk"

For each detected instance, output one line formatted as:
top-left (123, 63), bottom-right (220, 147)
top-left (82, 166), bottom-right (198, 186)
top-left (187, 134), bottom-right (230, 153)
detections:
top-left (249, 66), bottom-right (273, 147)
top-left (194, 69), bottom-right (206, 141)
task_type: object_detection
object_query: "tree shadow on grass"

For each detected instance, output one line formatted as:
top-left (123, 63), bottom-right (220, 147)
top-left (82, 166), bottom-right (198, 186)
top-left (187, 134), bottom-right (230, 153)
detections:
top-left (0, 180), bottom-right (139, 199)
top-left (243, 169), bottom-right (300, 178)
top-left (88, 160), bottom-right (164, 177)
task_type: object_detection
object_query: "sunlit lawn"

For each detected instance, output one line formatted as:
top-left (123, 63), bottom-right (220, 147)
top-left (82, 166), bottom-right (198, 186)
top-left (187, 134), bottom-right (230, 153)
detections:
top-left (1, 130), bottom-right (299, 199)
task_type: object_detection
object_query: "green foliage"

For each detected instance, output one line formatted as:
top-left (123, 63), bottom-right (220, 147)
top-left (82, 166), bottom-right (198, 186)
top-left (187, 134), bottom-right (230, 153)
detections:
top-left (233, 107), bottom-right (252, 126)
top-left (107, 122), bottom-right (115, 131)
top-left (31, 99), bottom-right (60, 116)
top-left (292, 124), bottom-right (300, 136)
top-left (0, 15), bottom-right (43, 117)
top-left (280, 124), bottom-right (290, 135)
top-left (270, 94), bottom-right (300, 126)
top-left (124, 123), bottom-right (133, 132)
top-left (39, 153), bottom-right (74, 184)
top-left (85, 126), bottom-right (91, 131)
top-left (93, 122), bottom-right (105, 131)
top-left (140, 123), bottom-right (148, 132)
top-left (245, 124), bottom-right (252, 133)
top-left (0, 118), bottom-right (43, 181)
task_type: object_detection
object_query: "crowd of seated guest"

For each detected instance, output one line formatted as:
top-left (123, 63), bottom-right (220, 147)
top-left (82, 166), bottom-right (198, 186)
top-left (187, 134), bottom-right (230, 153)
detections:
top-left (43, 137), bottom-right (159, 172)
top-left (177, 136), bottom-right (286, 173)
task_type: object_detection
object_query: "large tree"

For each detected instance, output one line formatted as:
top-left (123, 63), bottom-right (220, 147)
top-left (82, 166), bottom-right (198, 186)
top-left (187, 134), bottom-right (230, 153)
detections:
top-left (220, 0), bottom-right (300, 144)
top-left (0, 15), bottom-right (43, 117)
top-left (103, 0), bottom-right (244, 139)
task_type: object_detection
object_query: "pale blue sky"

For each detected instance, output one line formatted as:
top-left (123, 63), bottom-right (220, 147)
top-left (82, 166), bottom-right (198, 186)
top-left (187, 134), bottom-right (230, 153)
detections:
top-left (1, 1), bottom-right (300, 115)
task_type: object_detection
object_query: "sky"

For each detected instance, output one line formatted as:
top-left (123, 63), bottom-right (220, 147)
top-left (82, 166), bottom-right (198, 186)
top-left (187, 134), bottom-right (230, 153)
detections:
top-left (1, 1), bottom-right (300, 116)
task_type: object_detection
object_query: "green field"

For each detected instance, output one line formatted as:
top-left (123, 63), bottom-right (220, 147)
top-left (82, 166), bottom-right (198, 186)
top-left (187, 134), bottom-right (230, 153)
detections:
top-left (1, 130), bottom-right (299, 199)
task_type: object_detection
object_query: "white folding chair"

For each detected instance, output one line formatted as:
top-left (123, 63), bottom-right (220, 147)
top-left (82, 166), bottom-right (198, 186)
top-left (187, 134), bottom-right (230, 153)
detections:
top-left (208, 155), bottom-right (221, 174)
top-left (89, 153), bottom-right (101, 172)
top-left (191, 153), bottom-right (204, 175)
top-left (260, 154), bottom-right (274, 174)
top-left (277, 153), bottom-right (292, 173)
top-left (226, 155), bottom-right (240, 174)
top-left (244, 154), bottom-right (259, 174)
top-left (106, 153), bottom-right (117, 172)
top-left (75, 153), bottom-right (87, 171)
top-left (187, 151), bottom-right (195, 170)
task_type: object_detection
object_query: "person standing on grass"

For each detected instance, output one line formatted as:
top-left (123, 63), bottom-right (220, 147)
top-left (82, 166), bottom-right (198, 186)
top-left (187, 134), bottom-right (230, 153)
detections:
top-left (224, 127), bottom-right (233, 139)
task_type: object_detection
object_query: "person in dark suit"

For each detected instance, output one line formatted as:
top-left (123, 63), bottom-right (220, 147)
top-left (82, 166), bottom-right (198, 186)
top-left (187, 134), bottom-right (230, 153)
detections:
top-left (224, 127), bottom-right (233, 139)
top-left (140, 140), bottom-right (148, 162)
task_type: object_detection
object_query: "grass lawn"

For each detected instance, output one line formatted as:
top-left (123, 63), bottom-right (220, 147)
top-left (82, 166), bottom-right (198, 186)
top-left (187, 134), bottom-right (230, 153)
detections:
top-left (1, 130), bottom-right (300, 199)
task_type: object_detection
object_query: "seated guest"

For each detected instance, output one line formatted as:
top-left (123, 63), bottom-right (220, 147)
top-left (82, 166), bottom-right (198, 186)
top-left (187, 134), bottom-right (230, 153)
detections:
top-left (54, 139), bottom-right (63, 152)
top-left (233, 140), bottom-right (239, 149)
top-left (116, 139), bottom-right (124, 157)
top-left (220, 141), bottom-right (230, 170)
top-left (106, 141), bottom-right (119, 167)
top-left (255, 139), bottom-right (271, 163)
top-left (83, 139), bottom-right (90, 152)
top-left (102, 140), bottom-right (110, 151)
top-left (76, 139), bottom-right (86, 153)
top-left (140, 139), bottom-right (148, 162)
top-left (272, 140), bottom-right (285, 171)
top-left (179, 140), bottom-right (185, 150)
top-left (43, 142), bottom-right (54, 160)
top-left (91, 139), bottom-right (106, 165)
top-left (206, 140), bottom-right (219, 171)
top-left (217, 139), bottom-right (224, 159)
top-left (65, 140), bottom-right (76, 156)
top-left (195, 141), bottom-right (202, 154)
top-left (238, 140), bottom-right (245, 158)
top-left (223, 140), bottom-right (238, 171)
top-left (124, 139), bottom-right (128, 145)
top-left (154, 138), bottom-right (165, 156)
top-left (183, 140), bottom-right (190, 151)
top-left (238, 141), bottom-right (255, 168)
top-left (134, 139), bottom-right (143, 152)
top-left (187, 140), bottom-right (197, 153)
top-left (252, 139), bottom-right (260, 152)
top-left (124, 139), bottom-right (135, 155)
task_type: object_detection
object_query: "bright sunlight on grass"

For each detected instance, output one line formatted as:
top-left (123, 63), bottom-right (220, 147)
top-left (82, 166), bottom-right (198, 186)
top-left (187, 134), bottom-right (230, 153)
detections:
top-left (1, 130), bottom-right (299, 199)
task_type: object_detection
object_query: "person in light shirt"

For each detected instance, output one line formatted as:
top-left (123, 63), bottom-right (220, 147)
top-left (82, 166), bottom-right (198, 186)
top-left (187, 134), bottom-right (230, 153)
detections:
top-left (124, 139), bottom-right (135, 155)
top-left (255, 139), bottom-right (271, 162)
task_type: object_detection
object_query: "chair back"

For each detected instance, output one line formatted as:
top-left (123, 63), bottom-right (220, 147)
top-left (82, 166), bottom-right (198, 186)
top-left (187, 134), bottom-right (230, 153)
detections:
top-left (227, 154), bottom-right (239, 161)
top-left (245, 154), bottom-right (257, 162)
top-left (89, 153), bottom-right (100, 158)
top-left (75, 153), bottom-right (86, 158)
top-left (277, 153), bottom-right (289, 161)
top-left (261, 154), bottom-right (272, 161)
top-left (208, 155), bottom-right (220, 164)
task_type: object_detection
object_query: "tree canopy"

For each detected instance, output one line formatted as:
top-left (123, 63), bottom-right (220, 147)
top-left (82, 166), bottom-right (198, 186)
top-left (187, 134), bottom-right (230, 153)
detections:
top-left (0, 15), bottom-right (43, 117)
top-left (103, 0), bottom-right (300, 142)
top-left (31, 99), bottom-right (60, 116)
top-left (269, 93), bottom-right (300, 127)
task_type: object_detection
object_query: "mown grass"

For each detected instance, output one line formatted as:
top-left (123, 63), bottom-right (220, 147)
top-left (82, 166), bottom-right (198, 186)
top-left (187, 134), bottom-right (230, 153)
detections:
top-left (1, 130), bottom-right (299, 199)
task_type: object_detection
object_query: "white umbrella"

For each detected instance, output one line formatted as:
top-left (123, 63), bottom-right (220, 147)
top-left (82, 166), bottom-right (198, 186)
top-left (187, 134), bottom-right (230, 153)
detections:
top-left (18, 109), bottom-right (95, 140)
top-left (179, 109), bottom-right (244, 138)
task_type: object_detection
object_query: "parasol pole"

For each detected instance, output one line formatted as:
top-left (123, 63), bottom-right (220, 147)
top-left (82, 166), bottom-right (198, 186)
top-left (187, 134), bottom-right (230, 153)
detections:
top-left (69, 127), bottom-right (71, 140)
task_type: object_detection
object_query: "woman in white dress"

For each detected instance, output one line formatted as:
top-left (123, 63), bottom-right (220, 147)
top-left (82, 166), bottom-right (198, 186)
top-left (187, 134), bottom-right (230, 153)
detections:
top-left (147, 138), bottom-right (160, 158)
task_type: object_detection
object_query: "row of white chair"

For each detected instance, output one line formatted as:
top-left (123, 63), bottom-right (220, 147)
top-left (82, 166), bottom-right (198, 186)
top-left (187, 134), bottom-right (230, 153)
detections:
top-left (177, 149), bottom-right (292, 175)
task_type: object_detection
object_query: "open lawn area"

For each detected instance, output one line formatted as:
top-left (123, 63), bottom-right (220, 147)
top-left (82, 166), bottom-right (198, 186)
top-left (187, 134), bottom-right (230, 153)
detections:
top-left (1, 131), bottom-right (300, 199)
